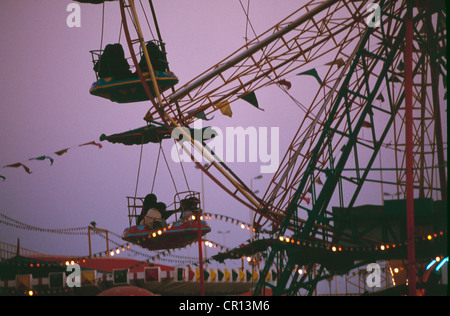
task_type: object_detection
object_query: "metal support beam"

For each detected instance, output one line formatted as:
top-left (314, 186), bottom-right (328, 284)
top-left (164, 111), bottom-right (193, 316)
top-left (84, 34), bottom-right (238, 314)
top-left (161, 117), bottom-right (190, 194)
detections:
top-left (404, 0), bottom-right (416, 296)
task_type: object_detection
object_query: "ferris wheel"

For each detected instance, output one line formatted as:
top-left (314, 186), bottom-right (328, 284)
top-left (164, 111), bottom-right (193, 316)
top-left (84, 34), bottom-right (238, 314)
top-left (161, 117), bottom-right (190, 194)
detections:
top-left (78, 0), bottom-right (447, 296)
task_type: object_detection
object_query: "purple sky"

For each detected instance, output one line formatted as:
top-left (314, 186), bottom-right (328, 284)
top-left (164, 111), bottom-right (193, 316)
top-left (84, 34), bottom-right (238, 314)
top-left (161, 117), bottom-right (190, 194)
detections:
top-left (0, 0), bottom-right (446, 287)
top-left (0, 0), bottom-right (307, 261)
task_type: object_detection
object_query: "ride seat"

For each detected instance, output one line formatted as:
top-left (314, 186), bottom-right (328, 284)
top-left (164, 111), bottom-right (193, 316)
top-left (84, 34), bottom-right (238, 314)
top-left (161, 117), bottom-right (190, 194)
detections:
top-left (139, 41), bottom-right (169, 73)
top-left (94, 43), bottom-right (133, 79)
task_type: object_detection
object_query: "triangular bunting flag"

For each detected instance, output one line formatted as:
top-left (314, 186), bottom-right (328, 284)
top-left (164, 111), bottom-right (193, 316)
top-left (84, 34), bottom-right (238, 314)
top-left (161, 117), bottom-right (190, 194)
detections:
top-left (271, 269), bottom-right (277, 281)
top-left (315, 177), bottom-right (323, 185)
top-left (216, 101), bottom-right (233, 118)
top-left (265, 271), bottom-right (271, 282)
top-left (195, 268), bottom-right (200, 281)
top-left (210, 269), bottom-right (217, 282)
top-left (0, 175), bottom-right (5, 181)
top-left (4, 163), bottom-right (32, 174)
top-left (300, 192), bottom-right (311, 205)
top-left (297, 68), bottom-right (323, 85)
top-left (362, 121), bottom-right (372, 128)
top-left (246, 270), bottom-right (252, 282)
top-left (218, 269), bottom-right (224, 282)
top-left (79, 141), bottom-right (103, 149)
top-left (239, 269), bottom-right (245, 282)
top-left (376, 93), bottom-right (385, 102)
top-left (232, 269), bottom-right (238, 282)
top-left (302, 196), bottom-right (311, 205)
top-left (187, 109), bottom-right (214, 121)
top-left (203, 269), bottom-right (210, 281)
top-left (325, 58), bottom-right (345, 69)
top-left (187, 267), bottom-right (195, 281)
top-left (253, 270), bottom-right (259, 282)
top-left (276, 79), bottom-right (292, 90)
top-left (29, 155), bottom-right (54, 166)
top-left (224, 269), bottom-right (231, 282)
top-left (239, 91), bottom-right (264, 111)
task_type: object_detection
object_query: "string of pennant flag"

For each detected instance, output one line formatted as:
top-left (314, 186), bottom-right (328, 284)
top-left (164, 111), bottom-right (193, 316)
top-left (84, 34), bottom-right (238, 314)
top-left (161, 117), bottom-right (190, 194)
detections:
top-left (0, 140), bottom-right (103, 181)
top-left (1, 56), bottom-right (400, 181)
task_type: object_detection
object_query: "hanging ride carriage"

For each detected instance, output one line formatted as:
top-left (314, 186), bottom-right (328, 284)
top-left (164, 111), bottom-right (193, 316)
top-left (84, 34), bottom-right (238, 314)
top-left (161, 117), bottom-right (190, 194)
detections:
top-left (80, 0), bottom-right (211, 252)
top-left (89, 40), bottom-right (179, 103)
top-left (122, 191), bottom-right (211, 251)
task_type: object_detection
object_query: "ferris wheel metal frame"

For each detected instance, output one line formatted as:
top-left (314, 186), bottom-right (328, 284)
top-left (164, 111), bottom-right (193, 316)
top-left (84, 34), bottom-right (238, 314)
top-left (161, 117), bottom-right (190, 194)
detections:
top-left (106, 0), bottom-right (446, 296)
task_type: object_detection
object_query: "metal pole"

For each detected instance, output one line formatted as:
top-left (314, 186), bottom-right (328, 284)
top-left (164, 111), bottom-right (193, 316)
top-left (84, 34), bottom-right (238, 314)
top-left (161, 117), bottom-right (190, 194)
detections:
top-left (197, 215), bottom-right (205, 296)
top-left (405, 0), bottom-right (416, 296)
top-left (88, 227), bottom-right (92, 257)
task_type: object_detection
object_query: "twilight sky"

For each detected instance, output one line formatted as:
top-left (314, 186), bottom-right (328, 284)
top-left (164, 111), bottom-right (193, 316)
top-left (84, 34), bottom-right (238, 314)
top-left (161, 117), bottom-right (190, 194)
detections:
top-left (0, 0), bottom-right (446, 278)
top-left (0, 0), bottom-right (310, 261)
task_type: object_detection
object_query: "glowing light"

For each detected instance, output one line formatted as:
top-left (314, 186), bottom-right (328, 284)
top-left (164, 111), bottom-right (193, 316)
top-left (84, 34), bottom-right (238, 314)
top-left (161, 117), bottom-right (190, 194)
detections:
top-left (191, 215), bottom-right (196, 220)
top-left (435, 257), bottom-right (448, 271)
top-left (331, 246), bottom-right (337, 252)
top-left (116, 249), bottom-right (120, 254)
top-left (152, 232), bottom-right (157, 237)
top-left (426, 260), bottom-right (437, 270)
top-left (65, 261), bottom-right (70, 266)
top-left (241, 224), bottom-right (245, 229)
top-left (110, 251), bottom-right (114, 256)
top-left (28, 290), bottom-right (34, 296)
top-left (394, 268), bottom-right (399, 273)
top-left (380, 245), bottom-right (385, 251)
top-left (279, 236), bottom-right (284, 242)
top-left (427, 235), bottom-right (433, 240)
top-left (298, 269), bottom-right (303, 275)
top-left (157, 230), bottom-right (162, 235)
top-left (247, 257), bottom-right (252, 262)
top-left (285, 237), bottom-right (290, 243)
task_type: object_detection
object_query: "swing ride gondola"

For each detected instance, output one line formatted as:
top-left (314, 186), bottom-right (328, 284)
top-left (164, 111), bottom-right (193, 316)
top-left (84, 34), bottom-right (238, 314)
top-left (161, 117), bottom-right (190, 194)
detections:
top-left (122, 192), bottom-right (211, 251)
top-left (99, 122), bottom-right (217, 145)
top-left (89, 41), bottom-right (179, 104)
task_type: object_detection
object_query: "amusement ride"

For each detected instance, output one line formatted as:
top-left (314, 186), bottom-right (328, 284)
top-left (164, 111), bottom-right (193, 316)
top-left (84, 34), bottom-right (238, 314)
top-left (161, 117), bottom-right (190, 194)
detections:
top-left (83, 0), bottom-right (447, 296)
top-left (2, 0), bottom-right (445, 296)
